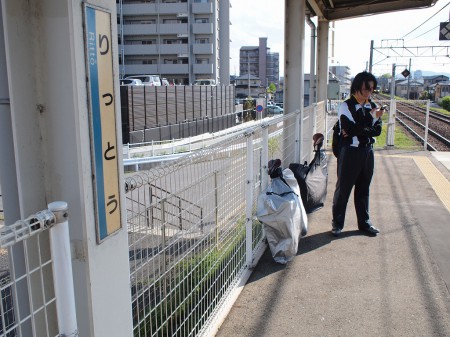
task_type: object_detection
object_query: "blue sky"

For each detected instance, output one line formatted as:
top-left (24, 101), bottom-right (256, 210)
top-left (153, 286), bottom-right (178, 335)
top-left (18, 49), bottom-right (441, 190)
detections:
top-left (230, 0), bottom-right (450, 77)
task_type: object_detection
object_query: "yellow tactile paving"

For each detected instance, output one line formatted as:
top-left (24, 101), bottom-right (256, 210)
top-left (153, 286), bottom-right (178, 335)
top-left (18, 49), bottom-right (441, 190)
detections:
top-left (387, 155), bottom-right (450, 213)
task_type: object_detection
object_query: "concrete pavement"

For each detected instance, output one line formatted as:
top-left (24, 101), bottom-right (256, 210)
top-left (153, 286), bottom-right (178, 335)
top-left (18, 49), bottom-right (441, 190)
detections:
top-left (216, 149), bottom-right (450, 337)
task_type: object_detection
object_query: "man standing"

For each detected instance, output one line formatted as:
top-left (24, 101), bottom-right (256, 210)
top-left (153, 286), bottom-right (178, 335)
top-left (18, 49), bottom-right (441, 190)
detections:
top-left (331, 71), bottom-right (384, 236)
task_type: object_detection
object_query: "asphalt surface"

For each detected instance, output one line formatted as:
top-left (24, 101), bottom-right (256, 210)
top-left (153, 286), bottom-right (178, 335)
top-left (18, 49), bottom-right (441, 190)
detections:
top-left (216, 149), bottom-right (450, 337)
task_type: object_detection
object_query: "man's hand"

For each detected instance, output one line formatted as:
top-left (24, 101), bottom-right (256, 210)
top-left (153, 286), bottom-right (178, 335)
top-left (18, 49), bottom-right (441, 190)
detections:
top-left (371, 108), bottom-right (384, 119)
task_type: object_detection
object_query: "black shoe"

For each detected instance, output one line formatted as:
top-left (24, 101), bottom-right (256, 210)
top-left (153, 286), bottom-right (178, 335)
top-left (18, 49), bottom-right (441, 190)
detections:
top-left (359, 225), bottom-right (380, 236)
top-left (331, 227), bottom-right (342, 236)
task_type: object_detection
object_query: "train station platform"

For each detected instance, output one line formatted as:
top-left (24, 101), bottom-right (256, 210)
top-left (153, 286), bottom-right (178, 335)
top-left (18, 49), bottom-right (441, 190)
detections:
top-left (216, 149), bottom-right (450, 337)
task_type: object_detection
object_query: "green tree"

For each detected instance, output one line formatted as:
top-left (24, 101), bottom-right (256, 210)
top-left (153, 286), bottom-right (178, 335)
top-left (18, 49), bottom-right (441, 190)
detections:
top-left (243, 97), bottom-right (255, 122)
top-left (441, 96), bottom-right (450, 111)
top-left (267, 83), bottom-right (277, 95)
top-left (268, 136), bottom-right (281, 159)
top-left (419, 91), bottom-right (429, 100)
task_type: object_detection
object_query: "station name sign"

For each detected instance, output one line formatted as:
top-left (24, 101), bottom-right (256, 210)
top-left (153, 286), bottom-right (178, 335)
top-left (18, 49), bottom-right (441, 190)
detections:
top-left (84, 4), bottom-right (122, 243)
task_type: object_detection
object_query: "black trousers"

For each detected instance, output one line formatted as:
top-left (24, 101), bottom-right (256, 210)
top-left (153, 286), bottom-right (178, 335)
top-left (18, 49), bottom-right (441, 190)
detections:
top-left (332, 145), bottom-right (374, 230)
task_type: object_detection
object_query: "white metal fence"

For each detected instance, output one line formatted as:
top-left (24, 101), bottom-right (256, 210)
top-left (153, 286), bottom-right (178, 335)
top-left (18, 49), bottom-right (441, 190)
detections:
top-left (0, 202), bottom-right (77, 337)
top-left (0, 102), bottom-right (326, 337)
top-left (124, 102), bottom-right (326, 336)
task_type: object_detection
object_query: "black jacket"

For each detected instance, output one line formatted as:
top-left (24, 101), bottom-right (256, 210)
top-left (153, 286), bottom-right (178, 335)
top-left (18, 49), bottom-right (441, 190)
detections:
top-left (338, 95), bottom-right (382, 148)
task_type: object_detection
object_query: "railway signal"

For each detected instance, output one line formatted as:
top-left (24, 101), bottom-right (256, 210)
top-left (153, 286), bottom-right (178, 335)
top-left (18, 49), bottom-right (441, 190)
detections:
top-left (439, 22), bottom-right (450, 41)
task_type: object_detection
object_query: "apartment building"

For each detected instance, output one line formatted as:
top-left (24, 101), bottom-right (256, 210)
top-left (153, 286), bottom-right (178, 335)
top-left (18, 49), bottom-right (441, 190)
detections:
top-left (117, 0), bottom-right (230, 85)
top-left (239, 37), bottom-right (279, 87)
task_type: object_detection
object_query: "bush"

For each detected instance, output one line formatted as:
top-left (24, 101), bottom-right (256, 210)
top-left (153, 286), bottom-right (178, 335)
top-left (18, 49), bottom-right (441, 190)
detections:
top-left (442, 96), bottom-right (450, 111)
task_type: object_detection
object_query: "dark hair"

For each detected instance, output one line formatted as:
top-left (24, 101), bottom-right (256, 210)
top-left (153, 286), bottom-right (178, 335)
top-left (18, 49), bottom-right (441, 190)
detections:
top-left (350, 71), bottom-right (377, 95)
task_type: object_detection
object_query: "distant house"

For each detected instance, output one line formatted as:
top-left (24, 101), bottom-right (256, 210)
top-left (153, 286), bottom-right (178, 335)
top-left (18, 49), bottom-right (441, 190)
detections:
top-left (395, 79), bottom-right (424, 99)
top-left (329, 65), bottom-right (351, 86)
top-left (328, 71), bottom-right (348, 100)
top-left (423, 75), bottom-right (449, 87)
top-left (423, 75), bottom-right (449, 99)
top-left (435, 81), bottom-right (450, 103)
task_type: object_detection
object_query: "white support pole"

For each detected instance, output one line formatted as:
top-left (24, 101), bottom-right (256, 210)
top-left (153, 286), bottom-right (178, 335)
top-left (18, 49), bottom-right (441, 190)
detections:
top-left (313, 103), bottom-right (318, 136)
top-left (387, 64), bottom-right (396, 146)
top-left (424, 100), bottom-right (430, 150)
top-left (295, 110), bottom-right (301, 163)
top-left (317, 20), bottom-right (329, 103)
top-left (261, 125), bottom-right (269, 191)
top-left (48, 201), bottom-right (78, 337)
top-left (245, 130), bottom-right (254, 268)
top-left (1, 2), bottom-right (134, 336)
top-left (284, 0), bottom-right (306, 166)
top-left (306, 15), bottom-right (316, 105)
top-left (386, 99), bottom-right (396, 147)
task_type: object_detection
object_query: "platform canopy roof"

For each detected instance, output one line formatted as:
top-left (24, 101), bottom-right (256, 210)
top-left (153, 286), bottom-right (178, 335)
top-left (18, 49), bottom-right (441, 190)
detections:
top-left (306, 0), bottom-right (439, 21)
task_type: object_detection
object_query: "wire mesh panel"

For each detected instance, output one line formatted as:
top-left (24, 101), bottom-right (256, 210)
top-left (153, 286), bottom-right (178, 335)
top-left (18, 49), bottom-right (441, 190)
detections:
top-left (125, 105), bottom-right (326, 337)
top-left (126, 133), bottom-right (250, 337)
top-left (0, 218), bottom-right (58, 337)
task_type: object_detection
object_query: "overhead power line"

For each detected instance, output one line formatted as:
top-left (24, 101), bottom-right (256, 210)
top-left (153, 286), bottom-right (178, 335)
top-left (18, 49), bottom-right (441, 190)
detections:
top-left (409, 20), bottom-right (449, 41)
top-left (401, 2), bottom-right (450, 39)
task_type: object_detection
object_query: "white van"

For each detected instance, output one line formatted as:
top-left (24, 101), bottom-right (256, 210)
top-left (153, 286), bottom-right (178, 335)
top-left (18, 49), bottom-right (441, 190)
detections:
top-left (120, 78), bottom-right (143, 86)
top-left (125, 75), bottom-right (161, 86)
top-left (194, 79), bottom-right (216, 86)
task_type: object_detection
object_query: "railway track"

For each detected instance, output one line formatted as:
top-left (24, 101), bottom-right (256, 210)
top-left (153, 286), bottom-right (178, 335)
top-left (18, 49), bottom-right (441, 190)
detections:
top-left (372, 94), bottom-right (450, 151)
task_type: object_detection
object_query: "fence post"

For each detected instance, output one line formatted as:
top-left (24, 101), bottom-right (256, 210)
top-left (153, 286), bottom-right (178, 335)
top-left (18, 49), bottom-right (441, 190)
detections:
top-left (161, 199), bottom-right (167, 297)
top-left (245, 129), bottom-right (254, 268)
top-left (261, 124), bottom-right (269, 191)
top-left (386, 99), bottom-right (396, 146)
top-left (214, 171), bottom-right (219, 248)
top-left (295, 110), bottom-right (301, 163)
top-left (424, 100), bottom-right (430, 150)
top-left (313, 103), bottom-right (318, 135)
top-left (48, 201), bottom-right (78, 337)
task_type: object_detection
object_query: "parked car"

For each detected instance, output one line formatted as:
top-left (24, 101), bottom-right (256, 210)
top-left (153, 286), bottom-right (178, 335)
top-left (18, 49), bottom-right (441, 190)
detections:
top-left (161, 78), bottom-right (170, 86)
top-left (194, 79), bottom-right (216, 86)
top-left (267, 105), bottom-right (284, 114)
top-left (125, 75), bottom-right (161, 86)
top-left (120, 78), bottom-right (143, 86)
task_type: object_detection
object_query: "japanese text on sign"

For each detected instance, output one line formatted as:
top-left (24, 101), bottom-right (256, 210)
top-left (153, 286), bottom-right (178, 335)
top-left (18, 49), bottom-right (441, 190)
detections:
top-left (85, 5), bottom-right (122, 242)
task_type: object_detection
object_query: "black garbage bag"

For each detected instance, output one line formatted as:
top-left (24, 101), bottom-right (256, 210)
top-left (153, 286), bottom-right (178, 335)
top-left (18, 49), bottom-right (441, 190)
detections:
top-left (289, 133), bottom-right (328, 213)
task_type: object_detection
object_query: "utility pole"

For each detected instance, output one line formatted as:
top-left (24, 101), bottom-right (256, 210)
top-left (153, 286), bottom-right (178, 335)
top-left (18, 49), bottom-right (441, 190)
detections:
top-left (369, 40), bottom-right (374, 73)
top-left (406, 58), bottom-right (411, 99)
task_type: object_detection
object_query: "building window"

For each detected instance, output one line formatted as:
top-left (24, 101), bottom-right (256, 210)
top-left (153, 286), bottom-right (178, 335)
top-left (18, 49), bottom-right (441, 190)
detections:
top-left (195, 18), bottom-right (209, 23)
top-left (126, 39), bottom-right (156, 45)
top-left (195, 38), bottom-right (209, 44)
top-left (163, 39), bottom-right (180, 44)
top-left (164, 59), bottom-right (178, 64)
top-left (124, 18), bottom-right (156, 24)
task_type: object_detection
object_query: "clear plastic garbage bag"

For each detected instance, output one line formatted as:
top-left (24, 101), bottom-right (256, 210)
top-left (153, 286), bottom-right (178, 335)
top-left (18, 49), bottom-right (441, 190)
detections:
top-left (256, 168), bottom-right (307, 264)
